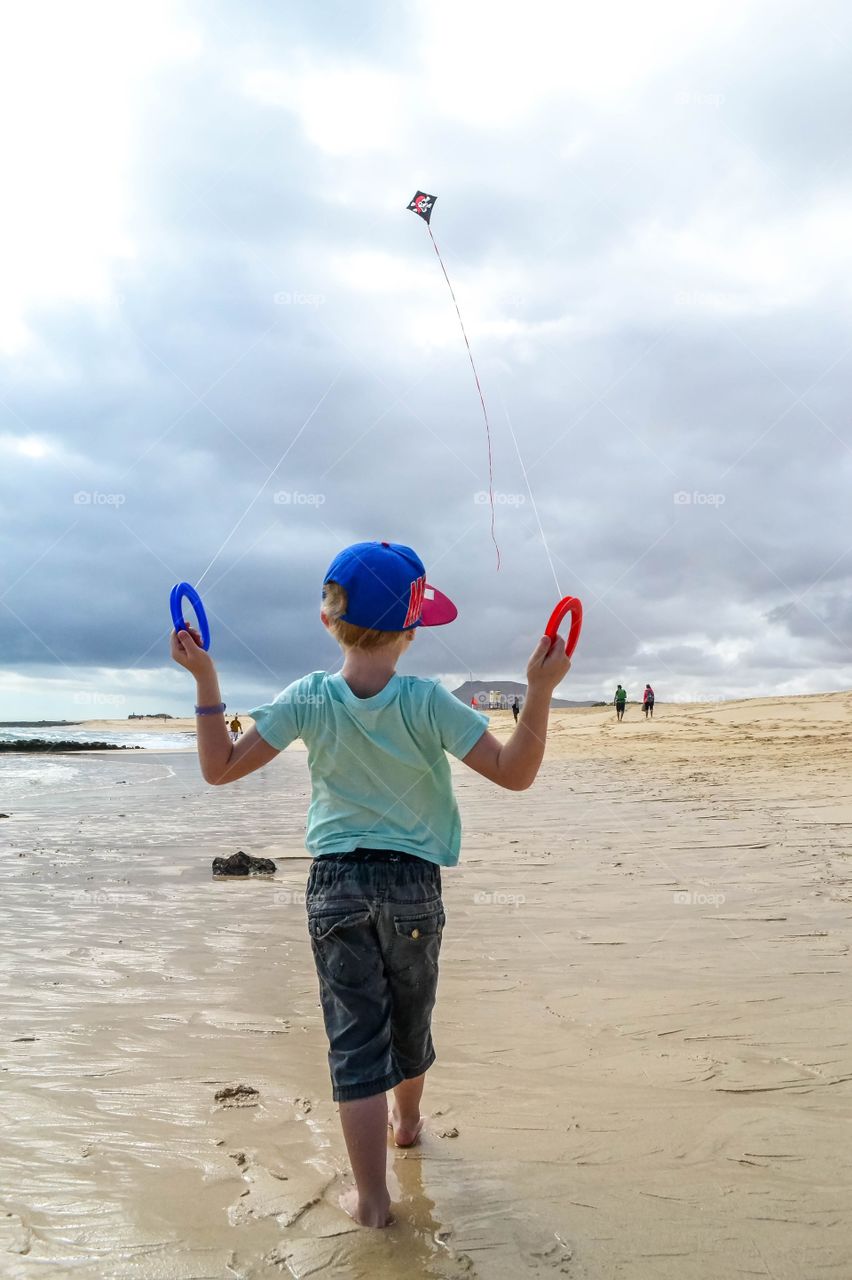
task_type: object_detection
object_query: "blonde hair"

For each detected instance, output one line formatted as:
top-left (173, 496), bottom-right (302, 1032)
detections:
top-left (322, 581), bottom-right (409, 651)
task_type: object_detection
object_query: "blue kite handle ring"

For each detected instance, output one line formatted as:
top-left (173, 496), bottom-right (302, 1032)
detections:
top-left (170, 582), bottom-right (211, 651)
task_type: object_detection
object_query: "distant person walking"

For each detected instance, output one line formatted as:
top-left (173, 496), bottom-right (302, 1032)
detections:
top-left (613, 684), bottom-right (627, 721)
top-left (512, 697), bottom-right (520, 724)
top-left (229, 714), bottom-right (242, 743)
top-left (643, 684), bottom-right (655, 718)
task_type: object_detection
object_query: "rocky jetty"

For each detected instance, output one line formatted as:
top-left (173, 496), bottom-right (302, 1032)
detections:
top-left (0, 740), bottom-right (140, 753)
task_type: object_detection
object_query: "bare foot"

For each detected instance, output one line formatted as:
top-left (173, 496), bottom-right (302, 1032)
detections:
top-left (338, 1187), bottom-right (393, 1228)
top-left (388, 1106), bottom-right (425, 1148)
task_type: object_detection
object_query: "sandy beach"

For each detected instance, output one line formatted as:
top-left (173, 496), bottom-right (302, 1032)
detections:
top-left (2, 695), bottom-right (851, 1278)
top-left (81, 719), bottom-right (203, 735)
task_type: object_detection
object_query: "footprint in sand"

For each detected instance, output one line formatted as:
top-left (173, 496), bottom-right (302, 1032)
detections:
top-left (0, 1210), bottom-right (32, 1257)
top-left (435, 1223), bottom-right (576, 1277)
top-left (225, 1148), bottom-right (334, 1230)
top-left (528, 1235), bottom-right (576, 1274)
top-left (268, 1219), bottom-right (475, 1278)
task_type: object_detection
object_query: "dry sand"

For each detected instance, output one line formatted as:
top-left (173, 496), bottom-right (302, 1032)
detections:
top-left (82, 717), bottom-right (202, 735)
top-left (2, 694), bottom-right (851, 1277)
top-left (82, 717), bottom-right (253, 735)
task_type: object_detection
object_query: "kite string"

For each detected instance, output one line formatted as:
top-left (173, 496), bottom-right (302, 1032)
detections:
top-left (426, 224), bottom-right (501, 570)
top-left (195, 369), bottom-right (343, 588)
top-left (500, 391), bottom-right (562, 599)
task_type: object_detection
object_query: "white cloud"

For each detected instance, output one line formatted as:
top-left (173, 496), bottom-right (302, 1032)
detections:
top-left (0, 2), bottom-right (199, 353)
top-left (0, 434), bottom-right (52, 459)
top-left (243, 63), bottom-right (405, 155)
top-left (416, 0), bottom-right (763, 121)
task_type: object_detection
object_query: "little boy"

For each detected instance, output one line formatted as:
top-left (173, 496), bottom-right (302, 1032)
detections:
top-left (171, 540), bottom-right (570, 1227)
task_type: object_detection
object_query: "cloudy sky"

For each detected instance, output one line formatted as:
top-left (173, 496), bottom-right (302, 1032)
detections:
top-left (2, 0), bottom-right (852, 720)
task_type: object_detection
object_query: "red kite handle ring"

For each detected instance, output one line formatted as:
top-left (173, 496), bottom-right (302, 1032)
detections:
top-left (545, 596), bottom-right (583, 658)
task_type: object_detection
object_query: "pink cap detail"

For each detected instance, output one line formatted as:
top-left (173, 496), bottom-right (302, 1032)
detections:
top-left (420, 584), bottom-right (458, 627)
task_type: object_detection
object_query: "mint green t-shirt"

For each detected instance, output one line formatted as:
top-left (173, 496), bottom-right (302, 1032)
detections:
top-left (249, 672), bottom-right (489, 867)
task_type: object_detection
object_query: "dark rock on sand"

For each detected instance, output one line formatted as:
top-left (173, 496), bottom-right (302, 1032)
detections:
top-left (212, 850), bottom-right (277, 877)
top-left (214, 1083), bottom-right (260, 1108)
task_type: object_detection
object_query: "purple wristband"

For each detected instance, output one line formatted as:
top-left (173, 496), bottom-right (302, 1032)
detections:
top-left (195, 702), bottom-right (226, 716)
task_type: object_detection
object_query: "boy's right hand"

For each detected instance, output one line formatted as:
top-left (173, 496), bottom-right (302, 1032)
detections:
top-left (526, 633), bottom-right (571, 692)
top-left (170, 626), bottom-right (214, 677)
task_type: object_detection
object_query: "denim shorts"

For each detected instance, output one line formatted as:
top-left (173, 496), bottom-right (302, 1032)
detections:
top-left (306, 849), bottom-right (445, 1102)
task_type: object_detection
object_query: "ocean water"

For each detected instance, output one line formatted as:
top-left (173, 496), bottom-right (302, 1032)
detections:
top-left (0, 725), bottom-right (197, 750)
top-left (0, 729), bottom-right (196, 809)
top-left (0, 757), bottom-right (90, 809)
top-left (0, 755), bottom-right (158, 810)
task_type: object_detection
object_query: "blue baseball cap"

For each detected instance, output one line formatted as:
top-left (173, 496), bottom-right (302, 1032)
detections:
top-left (323, 541), bottom-right (458, 631)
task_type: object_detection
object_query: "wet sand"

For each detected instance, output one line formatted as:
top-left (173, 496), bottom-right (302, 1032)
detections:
top-left (2, 696), bottom-right (851, 1277)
